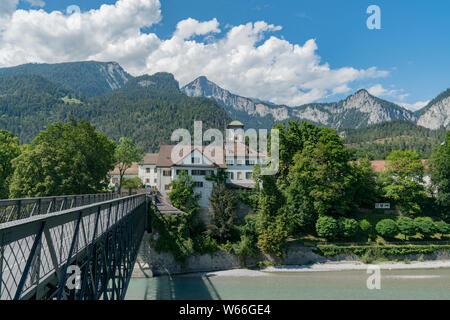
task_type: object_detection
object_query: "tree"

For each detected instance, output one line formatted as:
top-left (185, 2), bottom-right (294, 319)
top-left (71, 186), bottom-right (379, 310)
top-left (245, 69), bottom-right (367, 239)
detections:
top-left (284, 129), bottom-right (356, 233)
top-left (359, 219), bottom-right (373, 238)
top-left (414, 217), bottom-right (438, 239)
top-left (232, 214), bottom-right (259, 259)
top-left (430, 132), bottom-right (450, 211)
top-left (351, 157), bottom-right (380, 208)
top-left (256, 215), bottom-right (288, 258)
top-left (337, 217), bottom-right (360, 240)
top-left (315, 216), bottom-right (339, 240)
top-left (9, 119), bottom-right (116, 197)
top-left (207, 182), bottom-right (237, 243)
top-left (255, 175), bottom-right (288, 256)
top-left (381, 150), bottom-right (427, 215)
top-left (0, 130), bottom-right (20, 199)
top-left (168, 171), bottom-right (200, 215)
top-left (375, 219), bottom-right (399, 239)
top-left (122, 177), bottom-right (143, 195)
top-left (114, 137), bottom-right (143, 194)
top-left (397, 217), bottom-right (418, 240)
top-left (435, 221), bottom-right (450, 235)
top-left (274, 120), bottom-right (327, 188)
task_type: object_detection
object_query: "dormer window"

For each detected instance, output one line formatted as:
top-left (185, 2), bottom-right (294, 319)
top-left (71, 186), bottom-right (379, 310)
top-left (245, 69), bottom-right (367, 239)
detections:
top-left (192, 157), bottom-right (201, 164)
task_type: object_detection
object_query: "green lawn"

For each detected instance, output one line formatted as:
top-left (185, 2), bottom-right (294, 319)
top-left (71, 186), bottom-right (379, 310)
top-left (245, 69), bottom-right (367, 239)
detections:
top-left (61, 96), bottom-right (83, 104)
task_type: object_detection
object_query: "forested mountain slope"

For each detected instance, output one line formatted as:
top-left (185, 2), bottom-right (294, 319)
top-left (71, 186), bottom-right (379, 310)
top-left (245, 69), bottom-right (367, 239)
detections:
top-left (0, 73), bottom-right (231, 152)
top-left (343, 120), bottom-right (447, 160)
top-left (0, 61), bottom-right (131, 97)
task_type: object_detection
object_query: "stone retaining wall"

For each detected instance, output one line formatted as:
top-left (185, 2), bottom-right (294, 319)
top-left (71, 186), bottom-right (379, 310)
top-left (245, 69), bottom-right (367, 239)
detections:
top-left (132, 233), bottom-right (450, 278)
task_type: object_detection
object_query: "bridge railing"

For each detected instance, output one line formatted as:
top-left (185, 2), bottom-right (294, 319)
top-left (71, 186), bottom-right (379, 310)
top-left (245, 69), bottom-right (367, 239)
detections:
top-left (0, 193), bottom-right (118, 224)
top-left (0, 193), bottom-right (148, 300)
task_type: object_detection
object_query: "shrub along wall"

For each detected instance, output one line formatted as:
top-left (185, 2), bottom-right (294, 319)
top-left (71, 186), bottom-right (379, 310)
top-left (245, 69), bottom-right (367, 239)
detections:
top-left (315, 244), bottom-right (450, 258)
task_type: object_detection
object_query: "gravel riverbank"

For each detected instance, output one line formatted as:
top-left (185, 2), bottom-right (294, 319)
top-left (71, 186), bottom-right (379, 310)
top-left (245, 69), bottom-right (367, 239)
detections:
top-left (177, 260), bottom-right (450, 277)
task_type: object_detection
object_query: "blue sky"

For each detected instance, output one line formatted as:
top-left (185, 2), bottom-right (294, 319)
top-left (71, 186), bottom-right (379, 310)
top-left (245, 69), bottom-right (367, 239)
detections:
top-left (10, 0), bottom-right (450, 109)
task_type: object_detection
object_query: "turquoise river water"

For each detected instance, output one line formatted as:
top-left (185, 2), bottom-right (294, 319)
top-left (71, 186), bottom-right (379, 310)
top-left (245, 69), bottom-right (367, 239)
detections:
top-left (125, 268), bottom-right (450, 300)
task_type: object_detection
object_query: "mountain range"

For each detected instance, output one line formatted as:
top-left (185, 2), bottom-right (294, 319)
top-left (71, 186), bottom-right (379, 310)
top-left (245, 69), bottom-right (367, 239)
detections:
top-left (181, 76), bottom-right (450, 131)
top-left (0, 61), bottom-right (448, 155)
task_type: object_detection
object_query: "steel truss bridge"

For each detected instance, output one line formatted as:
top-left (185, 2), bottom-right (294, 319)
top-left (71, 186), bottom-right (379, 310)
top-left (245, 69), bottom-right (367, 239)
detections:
top-left (0, 193), bottom-right (151, 300)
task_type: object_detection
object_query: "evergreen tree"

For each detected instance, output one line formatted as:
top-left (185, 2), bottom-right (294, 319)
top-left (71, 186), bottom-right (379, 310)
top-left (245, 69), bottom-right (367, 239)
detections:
top-left (430, 132), bottom-right (450, 212)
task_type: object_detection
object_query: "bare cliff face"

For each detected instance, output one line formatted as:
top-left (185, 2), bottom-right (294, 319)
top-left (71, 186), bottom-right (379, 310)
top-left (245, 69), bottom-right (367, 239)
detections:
top-left (417, 90), bottom-right (450, 129)
top-left (182, 77), bottom-right (416, 129)
top-left (181, 76), bottom-right (291, 122)
top-left (329, 89), bottom-right (416, 128)
top-left (99, 62), bottom-right (130, 91)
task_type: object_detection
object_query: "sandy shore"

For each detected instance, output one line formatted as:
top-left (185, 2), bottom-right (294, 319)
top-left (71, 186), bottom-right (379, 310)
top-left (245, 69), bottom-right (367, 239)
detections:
top-left (179, 260), bottom-right (450, 277)
top-left (262, 260), bottom-right (450, 273)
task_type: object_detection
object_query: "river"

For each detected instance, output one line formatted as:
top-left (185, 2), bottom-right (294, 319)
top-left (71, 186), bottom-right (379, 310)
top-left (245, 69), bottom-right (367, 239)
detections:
top-left (125, 268), bottom-right (450, 300)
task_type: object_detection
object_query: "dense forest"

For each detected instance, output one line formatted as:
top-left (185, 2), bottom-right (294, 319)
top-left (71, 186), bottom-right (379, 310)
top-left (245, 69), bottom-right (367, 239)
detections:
top-left (0, 73), bottom-right (231, 152)
top-left (0, 61), bottom-right (131, 97)
top-left (343, 120), bottom-right (447, 160)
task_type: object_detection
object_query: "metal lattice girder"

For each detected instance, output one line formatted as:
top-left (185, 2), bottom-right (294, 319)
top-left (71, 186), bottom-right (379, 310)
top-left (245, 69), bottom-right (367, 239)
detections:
top-left (0, 194), bottom-right (148, 300)
top-left (0, 193), bottom-right (118, 224)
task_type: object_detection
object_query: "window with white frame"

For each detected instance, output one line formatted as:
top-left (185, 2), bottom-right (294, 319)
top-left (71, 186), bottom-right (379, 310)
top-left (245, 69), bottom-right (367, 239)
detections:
top-left (191, 157), bottom-right (201, 164)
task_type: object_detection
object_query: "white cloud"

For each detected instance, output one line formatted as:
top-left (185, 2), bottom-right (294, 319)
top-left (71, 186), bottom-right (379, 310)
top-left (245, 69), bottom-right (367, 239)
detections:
top-left (368, 85), bottom-right (429, 111)
top-left (0, 0), bottom-right (389, 106)
top-left (368, 84), bottom-right (409, 101)
top-left (398, 100), bottom-right (430, 112)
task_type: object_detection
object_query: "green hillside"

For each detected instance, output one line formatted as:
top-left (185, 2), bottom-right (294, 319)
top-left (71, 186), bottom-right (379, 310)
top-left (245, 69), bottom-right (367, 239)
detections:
top-left (0, 61), bottom-right (131, 97)
top-left (344, 120), bottom-right (448, 160)
top-left (0, 73), bottom-right (231, 152)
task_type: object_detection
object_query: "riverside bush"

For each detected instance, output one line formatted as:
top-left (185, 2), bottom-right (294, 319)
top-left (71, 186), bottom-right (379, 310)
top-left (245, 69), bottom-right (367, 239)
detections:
top-left (414, 217), bottom-right (438, 238)
top-left (435, 221), bottom-right (450, 235)
top-left (232, 235), bottom-right (259, 260)
top-left (192, 234), bottom-right (218, 255)
top-left (315, 216), bottom-right (339, 240)
top-left (359, 219), bottom-right (373, 236)
top-left (257, 216), bottom-right (288, 258)
top-left (316, 244), bottom-right (450, 258)
top-left (375, 219), bottom-right (399, 239)
top-left (337, 217), bottom-right (360, 239)
top-left (397, 217), bottom-right (417, 239)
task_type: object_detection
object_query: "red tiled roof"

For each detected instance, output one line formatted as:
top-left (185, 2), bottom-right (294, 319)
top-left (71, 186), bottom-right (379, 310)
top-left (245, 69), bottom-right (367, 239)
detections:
top-left (109, 162), bottom-right (139, 175)
top-left (140, 153), bottom-right (159, 165)
top-left (157, 145), bottom-right (227, 168)
top-left (353, 160), bottom-right (428, 173)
